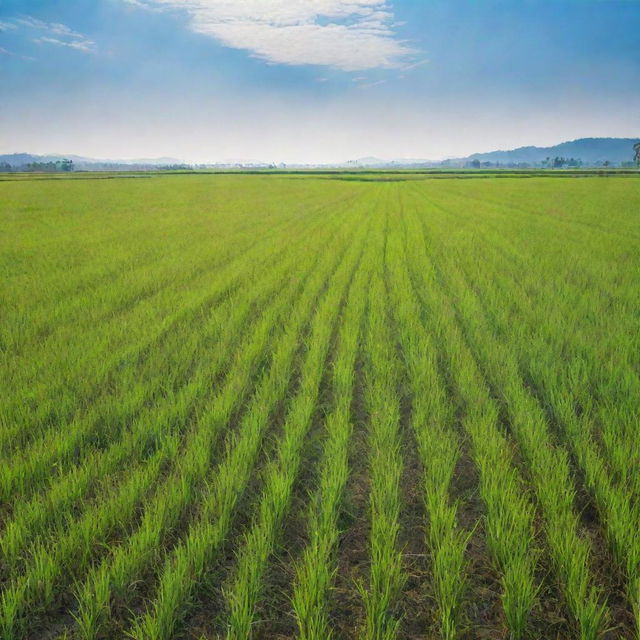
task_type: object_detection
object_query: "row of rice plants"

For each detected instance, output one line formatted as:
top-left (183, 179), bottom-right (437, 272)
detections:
top-left (0, 196), bottom-right (351, 571)
top-left (0, 434), bottom-right (177, 639)
top-left (1, 214), bottom-right (268, 455)
top-left (127, 208), bottom-right (369, 640)
top-left (222, 214), bottom-right (371, 640)
top-left (418, 177), bottom-right (639, 412)
top-left (0, 184), bottom-right (355, 461)
top-left (70, 211), bottom-right (362, 640)
top-left (290, 229), bottom-right (372, 639)
top-left (429, 180), bottom-right (640, 493)
top-left (446, 219), bottom-right (640, 635)
top-left (0, 277), bottom-right (264, 572)
top-left (2, 176), bottom-right (344, 363)
top-left (0, 188), bottom-right (351, 485)
top-left (484, 181), bottom-right (639, 490)
top-left (384, 213), bottom-right (468, 639)
top-left (358, 205), bottom-right (405, 640)
top-left (408, 188), bottom-right (607, 638)
top-left (461, 196), bottom-right (640, 634)
top-left (518, 326), bottom-right (640, 636)
top-left (0, 209), bottom-right (360, 639)
top-left (1, 231), bottom-right (294, 505)
top-left (0, 175), bottom-right (295, 349)
top-left (401, 200), bottom-right (538, 639)
top-left (0, 205), bottom-right (345, 592)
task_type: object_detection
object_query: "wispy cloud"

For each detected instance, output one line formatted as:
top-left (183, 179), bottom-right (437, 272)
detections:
top-left (129, 0), bottom-right (416, 71)
top-left (402, 58), bottom-right (429, 71)
top-left (15, 16), bottom-right (85, 38)
top-left (0, 46), bottom-right (36, 61)
top-left (3, 15), bottom-right (96, 53)
top-left (33, 36), bottom-right (96, 53)
top-left (356, 78), bottom-right (387, 89)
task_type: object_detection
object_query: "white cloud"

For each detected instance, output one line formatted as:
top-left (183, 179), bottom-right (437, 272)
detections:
top-left (9, 16), bottom-right (96, 53)
top-left (402, 58), bottom-right (429, 71)
top-left (0, 21), bottom-right (18, 31)
top-left (356, 78), bottom-right (387, 89)
top-left (33, 36), bottom-right (96, 53)
top-left (131, 0), bottom-right (415, 70)
top-left (16, 16), bottom-right (85, 39)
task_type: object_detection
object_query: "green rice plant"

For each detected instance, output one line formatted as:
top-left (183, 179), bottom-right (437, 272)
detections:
top-left (0, 187), bottom-right (353, 501)
top-left (289, 225), bottom-right (372, 640)
top-left (1, 172), bottom-right (638, 639)
top-left (69, 206), bottom-right (357, 640)
top-left (474, 239), bottom-right (640, 637)
top-left (0, 192), bottom-right (350, 577)
top-left (405, 187), bottom-right (607, 638)
top-left (384, 214), bottom-right (469, 640)
top-left (0, 437), bottom-right (178, 640)
top-left (222, 218), bottom-right (370, 640)
top-left (0, 207), bottom-right (360, 639)
top-left (400, 197), bottom-right (538, 639)
top-left (1, 221), bottom-right (265, 456)
top-left (443, 221), bottom-right (640, 638)
top-left (357, 205), bottom-right (405, 640)
top-left (126, 207), bottom-right (369, 640)
top-left (427, 178), bottom-right (640, 497)
top-left (0, 179), bottom-right (359, 462)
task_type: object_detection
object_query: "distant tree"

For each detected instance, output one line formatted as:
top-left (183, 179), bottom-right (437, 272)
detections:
top-left (602, 160), bottom-right (611, 168)
top-left (157, 164), bottom-right (192, 171)
top-left (470, 159), bottom-right (481, 168)
top-left (23, 159), bottom-right (74, 173)
top-left (634, 142), bottom-right (640, 167)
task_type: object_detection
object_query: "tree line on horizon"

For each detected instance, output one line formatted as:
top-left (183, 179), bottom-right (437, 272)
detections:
top-left (0, 159), bottom-right (75, 173)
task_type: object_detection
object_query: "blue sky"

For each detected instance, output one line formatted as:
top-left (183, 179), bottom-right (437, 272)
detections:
top-left (1, 0), bottom-right (638, 162)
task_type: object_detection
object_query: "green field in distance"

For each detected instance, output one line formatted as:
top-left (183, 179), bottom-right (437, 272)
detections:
top-left (1, 172), bottom-right (639, 639)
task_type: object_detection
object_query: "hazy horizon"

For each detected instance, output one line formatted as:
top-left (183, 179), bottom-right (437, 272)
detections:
top-left (3, 135), bottom-right (640, 167)
top-left (2, 1), bottom-right (638, 163)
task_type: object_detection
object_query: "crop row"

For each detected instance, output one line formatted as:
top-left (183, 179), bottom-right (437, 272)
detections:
top-left (1, 174), bottom-right (638, 639)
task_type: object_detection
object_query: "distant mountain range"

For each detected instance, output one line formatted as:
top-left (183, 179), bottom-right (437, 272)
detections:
top-left (462, 137), bottom-right (639, 165)
top-left (0, 153), bottom-right (187, 171)
top-left (345, 138), bottom-right (639, 168)
top-left (1, 138), bottom-right (638, 171)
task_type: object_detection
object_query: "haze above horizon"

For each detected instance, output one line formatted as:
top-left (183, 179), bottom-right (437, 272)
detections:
top-left (1, 0), bottom-right (638, 163)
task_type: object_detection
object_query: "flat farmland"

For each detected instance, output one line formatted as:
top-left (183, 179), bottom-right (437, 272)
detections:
top-left (1, 172), bottom-right (639, 640)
